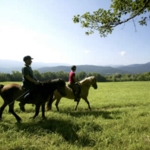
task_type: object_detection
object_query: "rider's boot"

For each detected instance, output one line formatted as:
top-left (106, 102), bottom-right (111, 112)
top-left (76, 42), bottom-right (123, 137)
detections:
top-left (74, 93), bottom-right (80, 102)
top-left (19, 92), bottom-right (33, 112)
top-left (19, 102), bottom-right (25, 112)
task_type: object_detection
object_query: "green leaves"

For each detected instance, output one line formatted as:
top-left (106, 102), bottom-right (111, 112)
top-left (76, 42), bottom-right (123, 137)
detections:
top-left (139, 17), bottom-right (148, 25)
top-left (72, 0), bottom-right (150, 37)
top-left (72, 15), bottom-right (80, 23)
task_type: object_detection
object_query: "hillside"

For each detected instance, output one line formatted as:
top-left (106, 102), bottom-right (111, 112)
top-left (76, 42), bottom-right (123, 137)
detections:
top-left (0, 59), bottom-right (150, 75)
top-left (117, 62), bottom-right (150, 74)
top-left (37, 65), bottom-right (129, 75)
top-left (0, 59), bottom-right (69, 73)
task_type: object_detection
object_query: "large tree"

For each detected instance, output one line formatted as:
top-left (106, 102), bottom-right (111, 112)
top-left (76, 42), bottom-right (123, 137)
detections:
top-left (73, 0), bottom-right (150, 37)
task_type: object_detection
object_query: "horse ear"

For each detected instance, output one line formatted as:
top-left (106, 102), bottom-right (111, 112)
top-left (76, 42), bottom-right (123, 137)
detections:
top-left (58, 78), bottom-right (62, 81)
top-left (92, 76), bottom-right (96, 83)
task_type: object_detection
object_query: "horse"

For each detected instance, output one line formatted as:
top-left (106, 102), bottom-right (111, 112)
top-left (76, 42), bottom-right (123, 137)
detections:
top-left (46, 76), bottom-right (98, 111)
top-left (0, 78), bottom-right (66, 122)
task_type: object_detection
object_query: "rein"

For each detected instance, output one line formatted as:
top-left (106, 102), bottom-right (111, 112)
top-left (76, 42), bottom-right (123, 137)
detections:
top-left (8, 82), bottom-right (48, 106)
top-left (8, 89), bottom-right (30, 106)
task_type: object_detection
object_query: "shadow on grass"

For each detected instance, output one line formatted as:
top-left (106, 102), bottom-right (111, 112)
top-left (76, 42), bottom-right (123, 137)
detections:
top-left (15, 118), bottom-right (100, 147)
top-left (8, 147), bottom-right (39, 150)
top-left (59, 109), bottom-right (122, 119)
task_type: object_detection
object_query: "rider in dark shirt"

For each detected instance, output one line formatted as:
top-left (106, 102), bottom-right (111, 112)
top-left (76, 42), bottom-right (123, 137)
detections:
top-left (19, 55), bottom-right (40, 111)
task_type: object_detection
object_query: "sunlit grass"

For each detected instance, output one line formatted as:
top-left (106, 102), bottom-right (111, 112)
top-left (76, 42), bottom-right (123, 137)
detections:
top-left (0, 81), bottom-right (150, 150)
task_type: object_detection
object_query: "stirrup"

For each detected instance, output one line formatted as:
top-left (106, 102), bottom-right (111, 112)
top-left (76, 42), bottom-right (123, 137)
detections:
top-left (19, 103), bottom-right (25, 112)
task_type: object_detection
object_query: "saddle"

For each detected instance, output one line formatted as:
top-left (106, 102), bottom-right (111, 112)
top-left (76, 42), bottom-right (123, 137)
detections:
top-left (67, 83), bottom-right (81, 96)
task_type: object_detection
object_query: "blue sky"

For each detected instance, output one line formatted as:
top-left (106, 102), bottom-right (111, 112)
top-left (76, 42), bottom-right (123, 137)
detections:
top-left (0, 0), bottom-right (150, 66)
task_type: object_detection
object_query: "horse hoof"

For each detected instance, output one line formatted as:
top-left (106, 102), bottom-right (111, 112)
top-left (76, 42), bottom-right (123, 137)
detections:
top-left (17, 119), bottom-right (22, 123)
top-left (42, 117), bottom-right (47, 120)
top-left (29, 117), bottom-right (34, 119)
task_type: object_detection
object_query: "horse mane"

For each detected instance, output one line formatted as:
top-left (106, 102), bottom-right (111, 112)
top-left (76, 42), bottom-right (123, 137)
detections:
top-left (40, 78), bottom-right (65, 87)
top-left (79, 78), bottom-right (88, 84)
top-left (80, 76), bottom-right (95, 86)
top-left (41, 79), bottom-right (51, 84)
top-left (66, 85), bottom-right (71, 90)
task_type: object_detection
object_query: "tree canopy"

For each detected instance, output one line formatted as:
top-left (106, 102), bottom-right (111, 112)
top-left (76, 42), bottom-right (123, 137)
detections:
top-left (73, 0), bottom-right (150, 37)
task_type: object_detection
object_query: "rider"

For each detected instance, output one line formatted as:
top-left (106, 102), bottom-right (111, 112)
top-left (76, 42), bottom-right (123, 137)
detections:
top-left (19, 55), bottom-right (40, 111)
top-left (68, 65), bottom-right (80, 102)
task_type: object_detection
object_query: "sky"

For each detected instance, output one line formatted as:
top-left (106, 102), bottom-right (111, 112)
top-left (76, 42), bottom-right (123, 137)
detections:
top-left (0, 0), bottom-right (150, 66)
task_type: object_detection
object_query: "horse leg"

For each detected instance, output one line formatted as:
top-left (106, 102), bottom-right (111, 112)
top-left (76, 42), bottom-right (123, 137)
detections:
top-left (41, 103), bottom-right (46, 119)
top-left (30, 104), bottom-right (40, 119)
top-left (19, 102), bottom-right (26, 112)
top-left (9, 103), bottom-right (22, 122)
top-left (46, 95), bottom-right (56, 111)
top-left (55, 98), bottom-right (61, 111)
top-left (75, 99), bottom-right (80, 111)
top-left (0, 102), bottom-right (7, 121)
top-left (83, 97), bottom-right (91, 111)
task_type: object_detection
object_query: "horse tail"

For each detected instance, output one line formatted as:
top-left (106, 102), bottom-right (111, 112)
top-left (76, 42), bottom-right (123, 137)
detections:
top-left (0, 84), bottom-right (4, 89)
top-left (0, 84), bottom-right (4, 95)
top-left (46, 95), bottom-right (56, 111)
top-left (0, 84), bottom-right (4, 90)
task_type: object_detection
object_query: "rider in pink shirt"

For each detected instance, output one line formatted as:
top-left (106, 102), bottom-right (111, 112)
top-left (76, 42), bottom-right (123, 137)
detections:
top-left (68, 65), bottom-right (80, 101)
top-left (69, 71), bottom-right (75, 83)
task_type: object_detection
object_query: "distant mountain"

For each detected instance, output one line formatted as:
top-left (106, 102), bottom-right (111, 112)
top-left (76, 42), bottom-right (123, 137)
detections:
top-left (0, 59), bottom-right (69, 73)
top-left (117, 62), bottom-right (150, 74)
top-left (37, 65), bottom-right (128, 75)
top-left (1, 59), bottom-right (150, 75)
top-left (107, 65), bottom-right (125, 68)
top-left (0, 67), bottom-right (22, 73)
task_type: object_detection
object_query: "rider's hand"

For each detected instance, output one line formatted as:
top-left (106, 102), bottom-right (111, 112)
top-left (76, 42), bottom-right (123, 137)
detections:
top-left (35, 81), bottom-right (40, 85)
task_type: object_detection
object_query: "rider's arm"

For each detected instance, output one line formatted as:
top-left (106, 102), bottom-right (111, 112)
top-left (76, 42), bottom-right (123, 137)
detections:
top-left (33, 76), bottom-right (38, 82)
top-left (72, 76), bottom-right (77, 82)
top-left (73, 75), bottom-right (80, 84)
top-left (25, 75), bottom-right (40, 85)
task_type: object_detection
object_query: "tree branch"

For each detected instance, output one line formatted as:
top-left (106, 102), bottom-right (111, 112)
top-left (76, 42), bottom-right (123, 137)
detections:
top-left (101, 0), bottom-right (150, 29)
top-left (132, 19), bottom-right (137, 32)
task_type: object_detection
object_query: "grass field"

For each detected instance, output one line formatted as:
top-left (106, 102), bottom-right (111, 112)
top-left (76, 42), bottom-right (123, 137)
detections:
top-left (0, 81), bottom-right (150, 150)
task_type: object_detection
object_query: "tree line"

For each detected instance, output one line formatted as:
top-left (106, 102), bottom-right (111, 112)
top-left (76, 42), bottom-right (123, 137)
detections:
top-left (0, 71), bottom-right (106, 82)
top-left (1, 70), bottom-right (150, 82)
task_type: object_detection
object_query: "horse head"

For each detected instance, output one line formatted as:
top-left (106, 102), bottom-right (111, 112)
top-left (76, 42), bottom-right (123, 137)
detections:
top-left (56, 78), bottom-right (66, 96)
top-left (90, 76), bottom-right (98, 89)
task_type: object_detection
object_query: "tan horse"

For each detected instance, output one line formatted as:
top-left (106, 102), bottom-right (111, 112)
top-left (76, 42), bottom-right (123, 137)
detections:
top-left (47, 76), bottom-right (98, 111)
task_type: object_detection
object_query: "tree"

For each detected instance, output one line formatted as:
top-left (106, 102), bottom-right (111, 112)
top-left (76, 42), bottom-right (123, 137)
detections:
top-left (11, 71), bottom-right (22, 81)
top-left (0, 72), bottom-right (9, 81)
top-left (33, 70), bottom-right (42, 80)
top-left (73, 0), bottom-right (150, 37)
top-left (41, 72), bottom-right (52, 81)
top-left (76, 71), bottom-right (87, 81)
top-left (55, 71), bottom-right (68, 81)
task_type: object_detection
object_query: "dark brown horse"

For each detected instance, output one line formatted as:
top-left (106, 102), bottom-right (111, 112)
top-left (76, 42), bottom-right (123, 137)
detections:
top-left (0, 78), bottom-right (66, 122)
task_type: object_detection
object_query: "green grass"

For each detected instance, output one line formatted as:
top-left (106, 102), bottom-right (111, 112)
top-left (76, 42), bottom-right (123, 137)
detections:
top-left (0, 81), bottom-right (150, 150)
